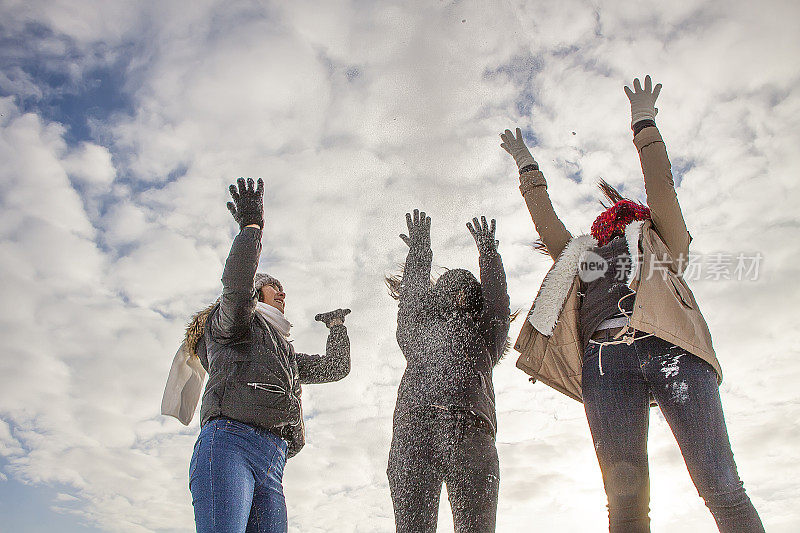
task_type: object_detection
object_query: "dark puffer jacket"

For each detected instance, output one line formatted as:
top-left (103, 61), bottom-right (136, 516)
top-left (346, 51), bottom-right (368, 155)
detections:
top-left (194, 227), bottom-right (350, 457)
top-left (394, 243), bottom-right (510, 436)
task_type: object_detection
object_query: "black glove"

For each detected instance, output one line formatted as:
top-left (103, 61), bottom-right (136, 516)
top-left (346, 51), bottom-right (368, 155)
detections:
top-left (467, 216), bottom-right (498, 255)
top-left (315, 308), bottom-right (351, 328)
top-left (226, 177), bottom-right (264, 230)
top-left (399, 209), bottom-right (431, 253)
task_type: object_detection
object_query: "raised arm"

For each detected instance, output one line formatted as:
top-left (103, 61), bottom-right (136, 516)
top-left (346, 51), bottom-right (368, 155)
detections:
top-left (295, 309), bottom-right (351, 384)
top-left (468, 217), bottom-right (511, 365)
top-left (398, 209), bottom-right (433, 307)
top-left (624, 76), bottom-right (691, 262)
top-left (500, 128), bottom-right (572, 259)
top-left (208, 178), bottom-right (265, 341)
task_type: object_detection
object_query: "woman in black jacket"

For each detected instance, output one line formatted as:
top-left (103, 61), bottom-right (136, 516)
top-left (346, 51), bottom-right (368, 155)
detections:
top-left (386, 210), bottom-right (510, 533)
top-left (182, 178), bottom-right (351, 533)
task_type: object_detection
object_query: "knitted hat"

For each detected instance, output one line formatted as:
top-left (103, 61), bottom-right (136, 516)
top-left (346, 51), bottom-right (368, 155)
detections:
top-left (591, 200), bottom-right (651, 247)
top-left (254, 272), bottom-right (282, 293)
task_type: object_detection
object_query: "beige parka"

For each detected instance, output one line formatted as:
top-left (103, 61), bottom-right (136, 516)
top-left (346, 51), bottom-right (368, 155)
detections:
top-left (514, 126), bottom-right (720, 402)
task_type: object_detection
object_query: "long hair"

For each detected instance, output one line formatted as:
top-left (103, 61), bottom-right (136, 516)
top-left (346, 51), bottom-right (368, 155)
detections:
top-left (384, 264), bottom-right (436, 300)
top-left (597, 178), bottom-right (629, 209)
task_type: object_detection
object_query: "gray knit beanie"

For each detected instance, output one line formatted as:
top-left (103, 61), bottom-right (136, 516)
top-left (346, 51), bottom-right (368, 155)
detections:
top-left (254, 272), bottom-right (282, 294)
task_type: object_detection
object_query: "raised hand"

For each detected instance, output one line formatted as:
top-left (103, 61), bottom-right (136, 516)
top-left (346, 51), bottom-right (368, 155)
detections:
top-left (315, 308), bottom-right (351, 328)
top-left (226, 177), bottom-right (264, 230)
top-left (399, 209), bottom-right (431, 252)
top-left (624, 75), bottom-right (662, 127)
top-left (467, 216), bottom-right (498, 255)
top-left (500, 128), bottom-right (538, 171)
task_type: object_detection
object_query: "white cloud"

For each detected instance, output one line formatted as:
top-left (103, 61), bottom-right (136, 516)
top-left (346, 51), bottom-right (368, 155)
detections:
top-left (62, 142), bottom-right (116, 186)
top-left (1, 0), bottom-right (799, 532)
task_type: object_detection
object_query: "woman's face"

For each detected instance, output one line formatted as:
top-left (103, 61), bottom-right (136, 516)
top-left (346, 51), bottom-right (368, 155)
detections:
top-left (259, 283), bottom-right (286, 313)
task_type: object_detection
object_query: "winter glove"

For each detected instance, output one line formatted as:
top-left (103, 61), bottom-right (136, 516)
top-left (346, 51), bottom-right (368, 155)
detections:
top-left (226, 177), bottom-right (264, 230)
top-left (500, 128), bottom-right (538, 171)
top-left (399, 209), bottom-right (431, 254)
top-left (624, 75), bottom-right (661, 128)
top-left (315, 308), bottom-right (351, 328)
top-left (467, 216), bottom-right (498, 255)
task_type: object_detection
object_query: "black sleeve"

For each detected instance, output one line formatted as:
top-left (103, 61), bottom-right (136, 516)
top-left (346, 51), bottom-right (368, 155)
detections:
top-left (208, 227), bottom-right (261, 341)
top-left (633, 118), bottom-right (656, 136)
top-left (296, 325), bottom-right (351, 384)
top-left (477, 249), bottom-right (511, 365)
top-left (396, 246), bottom-right (432, 345)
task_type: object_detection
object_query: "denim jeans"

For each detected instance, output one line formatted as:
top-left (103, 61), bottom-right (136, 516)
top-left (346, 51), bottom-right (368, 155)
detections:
top-left (387, 408), bottom-right (499, 533)
top-left (189, 417), bottom-right (289, 533)
top-left (582, 333), bottom-right (764, 533)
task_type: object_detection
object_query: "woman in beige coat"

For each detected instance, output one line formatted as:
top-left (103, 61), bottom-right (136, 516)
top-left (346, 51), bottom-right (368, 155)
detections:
top-left (504, 76), bottom-right (763, 533)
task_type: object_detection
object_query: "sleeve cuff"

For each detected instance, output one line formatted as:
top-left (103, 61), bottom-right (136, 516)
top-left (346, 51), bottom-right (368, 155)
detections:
top-left (632, 118), bottom-right (656, 136)
top-left (519, 170), bottom-right (547, 196)
top-left (633, 125), bottom-right (663, 152)
top-left (240, 225), bottom-right (262, 238)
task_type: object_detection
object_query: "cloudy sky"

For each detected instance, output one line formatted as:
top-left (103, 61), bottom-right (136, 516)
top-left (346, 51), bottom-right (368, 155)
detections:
top-left (1, 0), bottom-right (799, 531)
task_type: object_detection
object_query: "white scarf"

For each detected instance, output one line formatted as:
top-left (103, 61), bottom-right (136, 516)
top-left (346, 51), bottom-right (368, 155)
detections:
top-left (256, 301), bottom-right (292, 338)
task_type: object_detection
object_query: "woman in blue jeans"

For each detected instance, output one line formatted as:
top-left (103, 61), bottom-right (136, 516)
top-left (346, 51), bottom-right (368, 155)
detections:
top-left (505, 76), bottom-right (763, 532)
top-left (582, 332), bottom-right (755, 532)
top-left (189, 418), bottom-right (290, 531)
top-left (162, 178), bottom-right (351, 532)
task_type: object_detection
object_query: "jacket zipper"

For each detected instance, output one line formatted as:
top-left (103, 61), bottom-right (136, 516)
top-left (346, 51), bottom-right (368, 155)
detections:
top-left (246, 382), bottom-right (286, 394)
top-left (246, 382), bottom-right (302, 424)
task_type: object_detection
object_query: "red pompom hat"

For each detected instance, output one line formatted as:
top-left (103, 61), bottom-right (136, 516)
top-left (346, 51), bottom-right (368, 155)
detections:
top-left (591, 200), bottom-right (651, 247)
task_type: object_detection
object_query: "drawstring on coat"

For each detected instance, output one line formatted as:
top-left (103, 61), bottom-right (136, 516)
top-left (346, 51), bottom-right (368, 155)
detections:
top-left (588, 292), bottom-right (653, 376)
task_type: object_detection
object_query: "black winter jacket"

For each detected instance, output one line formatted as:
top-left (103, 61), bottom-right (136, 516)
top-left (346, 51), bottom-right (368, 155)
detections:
top-left (197, 227), bottom-right (350, 457)
top-left (394, 244), bottom-right (510, 436)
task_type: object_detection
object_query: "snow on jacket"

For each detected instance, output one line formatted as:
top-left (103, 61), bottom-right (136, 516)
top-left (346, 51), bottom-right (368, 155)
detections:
top-left (197, 227), bottom-right (350, 457)
top-left (394, 243), bottom-right (510, 436)
top-left (514, 126), bottom-right (720, 402)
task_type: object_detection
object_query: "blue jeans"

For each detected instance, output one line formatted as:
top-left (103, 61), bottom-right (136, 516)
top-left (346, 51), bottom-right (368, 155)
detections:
top-left (582, 333), bottom-right (764, 533)
top-left (189, 417), bottom-right (289, 533)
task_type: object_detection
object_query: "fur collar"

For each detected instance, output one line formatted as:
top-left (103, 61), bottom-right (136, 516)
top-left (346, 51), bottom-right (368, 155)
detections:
top-left (625, 219), bottom-right (644, 289)
top-left (185, 300), bottom-right (218, 356)
top-left (184, 299), bottom-right (294, 355)
top-left (526, 220), bottom-right (644, 336)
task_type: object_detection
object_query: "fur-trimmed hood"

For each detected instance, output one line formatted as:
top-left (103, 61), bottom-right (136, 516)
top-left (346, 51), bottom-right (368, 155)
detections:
top-left (527, 220), bottom-right (644, 336)
top-left (185, 300), bottom-right (218, 357)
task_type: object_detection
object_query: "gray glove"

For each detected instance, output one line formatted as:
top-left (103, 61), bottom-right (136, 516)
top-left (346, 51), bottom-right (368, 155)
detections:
top-left (399, 209), bottom-right (431, 253)
top-left (500, 128), bottom-right (538, 170)
top-left (624, 75), bottom-right (661, 127)
top-left (226, 177), bottom-right (264, 229)
top-left (467, 216), bottom-right (498, 255)
top-left (315, 308), bottom-right (351, 328)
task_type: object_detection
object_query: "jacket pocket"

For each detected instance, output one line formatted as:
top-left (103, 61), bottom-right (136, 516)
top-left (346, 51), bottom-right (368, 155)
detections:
top-left (223, 361), bottom-right (296, 416)
top-left (667, 276), bottom-right (694, 309)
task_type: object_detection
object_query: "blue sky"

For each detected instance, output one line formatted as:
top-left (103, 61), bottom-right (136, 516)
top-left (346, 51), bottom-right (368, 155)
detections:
top-left (0, 464), bottom-right (104, 533)
top-left (1, 0), bottom-right (799, 531)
